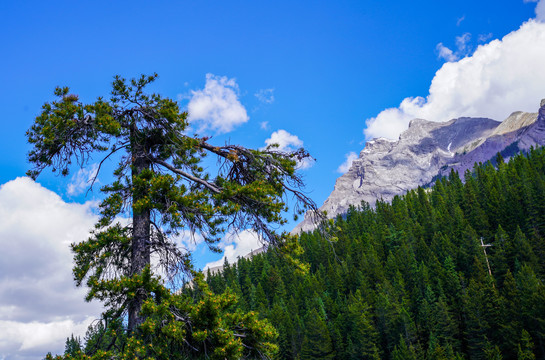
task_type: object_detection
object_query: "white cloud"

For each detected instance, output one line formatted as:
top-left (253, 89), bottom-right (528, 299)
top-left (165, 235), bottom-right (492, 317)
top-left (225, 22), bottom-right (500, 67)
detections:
top-left (478, 32), bottom-right (493, 43)
top-left (436, 43), bottom-right (458, 62)
top-left (254, 88), bottom-right (275, 104)
top-left (365, 20), bottom-right (545, 140)
top-left (175, 230), bottom-right (205, 252)
top-left (264, 129), bottom-right (303, 151)
top-left (67, 163), bottom-right (99, 196)
top-left (337, 152), bottom-right (358, 173)
top-left (0, 178), bottom-right (102, 359)
top-left (188, 74), bottom-right (249, 134)
top-left (456, 15), bottom-right (465, 26)
top-left (525, 0), bottom-right (545, 21)
top-left (260, 121), bottom-right (269, 130)
top-left (0, 317), bottom-right (94, 359)
top-left (264, 129), bottom-right (314, 169)
top-left (203, 230), bottom-right (262, 270)
top-left (537, 0), bottom-right (545, 21)
top-left (455, 33), bottom-right (472, 54)
top-left (436, 32), bottom-right (472, 62)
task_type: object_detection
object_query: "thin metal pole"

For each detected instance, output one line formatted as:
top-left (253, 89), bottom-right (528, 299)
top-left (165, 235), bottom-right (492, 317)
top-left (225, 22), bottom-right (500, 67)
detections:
top-left (480, 237), bottom-right (493, 277)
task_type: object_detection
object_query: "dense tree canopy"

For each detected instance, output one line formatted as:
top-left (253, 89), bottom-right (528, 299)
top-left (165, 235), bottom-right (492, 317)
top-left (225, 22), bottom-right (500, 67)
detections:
top-left (206, 147), bottom-right (545, 360)
top-left (27, 74), bottom-right (321, 359)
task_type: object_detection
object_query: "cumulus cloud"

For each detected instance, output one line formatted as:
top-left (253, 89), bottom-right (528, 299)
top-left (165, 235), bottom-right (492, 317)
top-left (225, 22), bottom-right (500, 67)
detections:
top-left (264, 129), bottom-right (303, 150)
top-left (264, 129), bottom-right (314, 169)
top-left (1, 317), bottom-right (95, 359)
top-left (175, 230), bottom-right (205, 252)
top-left (0, 178), bottom-right (102, 359)
top-left (337, 152), bottom-right (359, 173)
top-left (436, 32), bottom-right (472, 62)
top-left (525, 0), bottom-right (545, 21)
top-left (365, 20), bottom-right (545, 140)
top-left (538, 2), bottom-right (545, 20)
top-left (203, 230), bottom-right (263, 270)
top-left (254, 88), bottom-right (275, 104)
top-left (67, 163), bottom-right (99, 196)
top-left (188, 74), bottom-right (249, 134)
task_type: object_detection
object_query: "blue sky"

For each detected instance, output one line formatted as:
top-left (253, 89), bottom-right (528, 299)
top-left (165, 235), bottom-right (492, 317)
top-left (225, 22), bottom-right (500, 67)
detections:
top-left (1, 1), bottom-right (545, 358)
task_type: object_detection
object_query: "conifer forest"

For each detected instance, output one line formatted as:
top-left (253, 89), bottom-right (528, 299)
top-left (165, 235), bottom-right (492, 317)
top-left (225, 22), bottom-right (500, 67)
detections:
top-left (201, 148), bottom-right (545, 360)
top-left (54, 144), bottom-right (545, 360)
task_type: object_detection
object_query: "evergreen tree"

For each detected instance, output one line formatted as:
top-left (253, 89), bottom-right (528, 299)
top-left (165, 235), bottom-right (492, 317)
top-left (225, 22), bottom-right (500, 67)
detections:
top-left (346, 290), bottom-right (380, 359)
top-left (299, 308), bottom-right (335, 360)
top-left (63, 335), bottom-right (82, 357)
top-left (391, 336), bottom-right (417, 360)
top-left (483, 343), bottom-right (503, 360)
top-left (499, 270), bottom-right (523, 358)
top-left (30, 74), bottom-right (320, 358)
top-left (515, 265), bottom-right (545, 356)
top-left (517, 329), bottom-right (536, 360)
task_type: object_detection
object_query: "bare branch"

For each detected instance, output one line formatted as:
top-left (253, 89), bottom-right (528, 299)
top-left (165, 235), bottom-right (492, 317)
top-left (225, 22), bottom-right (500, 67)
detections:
top-left (86, 141), bottom-right (129, 195)
top-left (152, 157), bottom-right (222, 193)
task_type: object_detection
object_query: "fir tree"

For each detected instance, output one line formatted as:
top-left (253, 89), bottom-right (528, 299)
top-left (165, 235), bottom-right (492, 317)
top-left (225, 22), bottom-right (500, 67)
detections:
top-left (299, 308), bottom-right (335, 360)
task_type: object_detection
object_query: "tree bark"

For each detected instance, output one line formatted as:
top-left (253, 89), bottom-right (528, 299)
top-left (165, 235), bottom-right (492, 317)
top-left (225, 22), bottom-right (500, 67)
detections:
top-left (128, 138), bottom-right (151, 333)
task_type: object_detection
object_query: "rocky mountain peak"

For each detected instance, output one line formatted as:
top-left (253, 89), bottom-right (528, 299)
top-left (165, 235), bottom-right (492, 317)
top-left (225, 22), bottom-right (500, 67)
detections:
top-left (293, 100), bottom-right (545, 234)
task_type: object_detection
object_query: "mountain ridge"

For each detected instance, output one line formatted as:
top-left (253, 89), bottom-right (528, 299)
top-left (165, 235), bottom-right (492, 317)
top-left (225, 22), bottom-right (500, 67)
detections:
top-left (293, 99), bottom-right (545, 233)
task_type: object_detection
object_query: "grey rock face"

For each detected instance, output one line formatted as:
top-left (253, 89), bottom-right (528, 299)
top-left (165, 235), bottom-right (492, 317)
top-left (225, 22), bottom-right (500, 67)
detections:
top-left (293, 101), bottom-right (545, 233)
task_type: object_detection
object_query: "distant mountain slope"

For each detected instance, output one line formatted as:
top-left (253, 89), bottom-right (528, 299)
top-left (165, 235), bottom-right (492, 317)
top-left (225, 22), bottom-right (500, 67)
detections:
top-left (294, 99), bottom-right (545, 233)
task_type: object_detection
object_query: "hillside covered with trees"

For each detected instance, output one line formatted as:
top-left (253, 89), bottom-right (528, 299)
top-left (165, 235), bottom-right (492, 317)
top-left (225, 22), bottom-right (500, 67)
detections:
top-left (204, 148), bottom-right (545, 359)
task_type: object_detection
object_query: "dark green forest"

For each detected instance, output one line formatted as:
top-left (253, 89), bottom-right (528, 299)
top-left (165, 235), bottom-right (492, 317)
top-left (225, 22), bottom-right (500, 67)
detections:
top-left (204, 148), bottom-right (545, 360)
